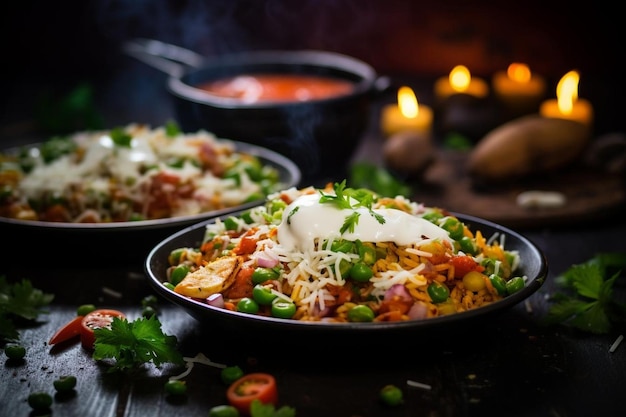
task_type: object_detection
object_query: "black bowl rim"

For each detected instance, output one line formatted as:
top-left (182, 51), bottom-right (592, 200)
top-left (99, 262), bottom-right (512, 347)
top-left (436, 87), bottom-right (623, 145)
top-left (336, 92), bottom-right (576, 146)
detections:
top-left (167, 49), bottom-right (379, 109)
top-left (144, 209), bottom-right (548, 334)
top-left (0, 140), bottom-right (301, 232)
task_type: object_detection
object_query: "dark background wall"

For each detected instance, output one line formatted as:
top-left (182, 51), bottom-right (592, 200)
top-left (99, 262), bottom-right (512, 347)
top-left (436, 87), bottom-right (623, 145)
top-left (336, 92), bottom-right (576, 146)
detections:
top-left (1, 0), bottom-right (623, 137)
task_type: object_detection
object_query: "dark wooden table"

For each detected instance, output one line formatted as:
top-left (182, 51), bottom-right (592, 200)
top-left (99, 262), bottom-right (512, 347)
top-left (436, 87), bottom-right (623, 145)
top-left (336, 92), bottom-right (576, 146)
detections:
top-left (1, 55), bottom-right (625, 417)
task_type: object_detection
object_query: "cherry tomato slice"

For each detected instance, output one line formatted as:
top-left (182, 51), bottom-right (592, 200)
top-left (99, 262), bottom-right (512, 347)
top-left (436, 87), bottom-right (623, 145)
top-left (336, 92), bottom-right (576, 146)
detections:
top-left (49, 315), bottom-right (84, 345)
top-left (226, 373), bottom-right (278, 415)
top-left (80, 309), bottom-right (126, 350)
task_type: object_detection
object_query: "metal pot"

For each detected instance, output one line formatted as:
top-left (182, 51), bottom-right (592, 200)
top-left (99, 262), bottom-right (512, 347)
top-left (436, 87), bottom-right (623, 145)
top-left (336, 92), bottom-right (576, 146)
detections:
top-left (124, 38), bottom-right (389, 183)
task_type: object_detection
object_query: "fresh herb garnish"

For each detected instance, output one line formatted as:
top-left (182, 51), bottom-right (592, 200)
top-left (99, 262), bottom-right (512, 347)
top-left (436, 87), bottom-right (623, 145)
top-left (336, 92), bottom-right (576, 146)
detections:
top-left (109, 127), bottom-right (133, 147)
top-left (318, 180), bottom-right (385, 235)
top-left (92, 315), bottom-right (184, 372)
top-left (0, 276), bottom-right (54, 343)
top-left (286, 206), bottom-right (299, 225)
top-left (544, 253), bottom-right (626, 334)
top-left (250, 398), bottom-right (296, 417)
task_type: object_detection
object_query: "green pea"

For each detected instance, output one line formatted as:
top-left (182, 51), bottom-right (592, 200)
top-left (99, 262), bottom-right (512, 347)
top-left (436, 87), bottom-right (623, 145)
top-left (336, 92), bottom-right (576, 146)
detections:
top-left (380, 384), bottom-right (403, 406)
top-left (458, 236), bottom-right (478, 255)
top-left (347, 305), bottom-right (375, 322)
top-left (240, 211), bottom-right (254, 224)
top-left (53, 375), bottom-right (77, 392)
top-left (4, 343), bottom-right (26, 360)
top-left (331, 239), bottom-right (354, 253)
top-left (489, 274), bottom-right (508, 296)
top-left (142, 295), bottom-right (158, 308)
top-left (349, 262), bottom-right (373, 282)
top-left (169, 264), bottom-right (190, 286)
top-left (163, 282), bottom-right (175, 291)
top-left (422, 211), bottom-right (443, 223)
top-left (223, 216), bottom-right (240, 231)
top-left (220, 366), bottom-right (244, 385)
top-left (357, 242), bottom-right (377, 265)
top-left (76, 304), bottom-right (96, 316)
top-left (169, 248), bottom-right (186, 264)
top-left (440, 216), bottom-right (464, 240)
top-left (142, 306), bottom-right (157, 318)
top-left (481, 258), bottom-right (499, 276)
top-left (27, 392), bottom-right (53, 411)
top-left (237, 298), bottom-right (260, 314)
top-left (209, 404), bottom-right (240, 417)
top-left (506, 276), bottom-right (525, 294)
top-left (252, 284), bottom-right (278, 305)
top-left (271, 300), bottom-right (297, 319)
top-left (164, 379), bottom-right (187, 396)
top-left (427, 282), bottom-right (450, 303)
top-left (251, 267), bottom-right (280, 284)
top-left (269, 199), bottom-right (287, 214)
top-left (335, 258), bottom-right (353, 278)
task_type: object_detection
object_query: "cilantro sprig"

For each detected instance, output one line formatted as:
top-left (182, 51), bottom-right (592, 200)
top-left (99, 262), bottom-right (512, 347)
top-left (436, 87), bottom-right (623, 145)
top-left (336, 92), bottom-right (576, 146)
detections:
top-left (544, 253), bottom-right (626, 334)
top-left (92, 315), bottom-right (184, 373)
top-left (0, 276), bottom-right (54, 343)
top-left (318, 180), bottom-right (385, 235)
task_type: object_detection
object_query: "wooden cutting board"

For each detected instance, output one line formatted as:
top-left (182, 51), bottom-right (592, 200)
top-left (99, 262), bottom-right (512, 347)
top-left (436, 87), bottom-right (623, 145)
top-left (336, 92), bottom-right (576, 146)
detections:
top-left (413, 150), bottom-right (625, 229)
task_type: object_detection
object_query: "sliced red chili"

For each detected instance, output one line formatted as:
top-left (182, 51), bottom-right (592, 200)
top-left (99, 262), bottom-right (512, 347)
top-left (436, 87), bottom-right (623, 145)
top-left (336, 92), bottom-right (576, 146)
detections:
top-left (48, 315), bottom-right (84, 345)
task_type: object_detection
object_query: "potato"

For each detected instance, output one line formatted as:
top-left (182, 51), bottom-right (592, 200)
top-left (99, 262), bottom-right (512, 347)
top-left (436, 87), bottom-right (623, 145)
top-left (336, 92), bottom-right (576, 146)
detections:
top-left (383, 131), bottom-right (435, 176)
top-left (467, 115), bottom-right (591, 182)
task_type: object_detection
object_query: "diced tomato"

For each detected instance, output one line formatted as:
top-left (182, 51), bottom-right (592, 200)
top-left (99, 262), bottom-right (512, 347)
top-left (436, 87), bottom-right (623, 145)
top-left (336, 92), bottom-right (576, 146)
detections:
top-left (450, 254), bottom-right (484, 278)
top-left (222, 265), bottom-right (254, 299)
top-left (227, 373), bottom-right (278, 415)
top-left (233, 235), bottom-right (258, 255)
top-left (80, 309), bottom-right (126, 350)
top-left (48, 315), bottom-right (84, 345)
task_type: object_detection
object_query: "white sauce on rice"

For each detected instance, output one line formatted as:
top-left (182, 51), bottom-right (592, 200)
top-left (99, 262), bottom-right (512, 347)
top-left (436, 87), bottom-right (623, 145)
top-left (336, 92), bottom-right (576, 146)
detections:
top-left (277, 193), bottom-right (452, 252)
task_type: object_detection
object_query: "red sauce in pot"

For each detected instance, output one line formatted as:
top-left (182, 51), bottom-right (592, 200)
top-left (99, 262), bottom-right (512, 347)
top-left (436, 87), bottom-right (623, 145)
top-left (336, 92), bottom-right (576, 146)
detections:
top-left (196, 74), bottom-right (355, 103)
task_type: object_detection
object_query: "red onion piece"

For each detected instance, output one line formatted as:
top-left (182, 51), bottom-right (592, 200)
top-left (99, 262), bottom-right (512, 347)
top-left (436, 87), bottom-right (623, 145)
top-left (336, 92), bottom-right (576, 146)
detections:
top-left (407, 301), bottom-right (428, 320)
top-left (384, 284), bottom-right (412, 303)
top-left (206, 293), bottom-right (225, 308)
top-left (255, 250), bottom-right (279, 268)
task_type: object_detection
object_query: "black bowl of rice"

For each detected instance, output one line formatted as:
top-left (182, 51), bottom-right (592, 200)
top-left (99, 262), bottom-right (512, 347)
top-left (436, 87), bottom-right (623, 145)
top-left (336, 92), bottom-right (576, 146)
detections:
top-left (144, 185), bottom-right (548, 339)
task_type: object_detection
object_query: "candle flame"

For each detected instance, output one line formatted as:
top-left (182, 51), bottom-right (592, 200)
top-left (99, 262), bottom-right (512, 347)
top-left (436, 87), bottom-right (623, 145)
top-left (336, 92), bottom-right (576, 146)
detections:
top-left (449, 65), bottom-right (471, 92)
top-left (398, 86), bottom-right (419, 118)
top-left (556, 70), bottom-right (579, 115)
top-left (507, 63), bottom-right (531, 83)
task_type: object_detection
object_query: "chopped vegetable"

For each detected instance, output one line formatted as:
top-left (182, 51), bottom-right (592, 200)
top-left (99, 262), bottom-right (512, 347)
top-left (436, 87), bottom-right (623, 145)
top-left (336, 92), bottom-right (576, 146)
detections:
top-left (27, 392), bottom-right (53, 411)
top-left (227, 373), bottom-right (278, 415)
top-left (164, 379), bottom-right (187, 396)
top-left (81, 309), bottom-right (127, 349)
top-left (92, 314), bottom-right (184, 373)
top-left (0, 276), bottom-right (54, 343)
top-left (49, 315), bottom-right (84, 345)
top-left (545, 253), bottom-right (626, 334)
top-left (4, 343), bottom-right (26, 360)
top-left (53, 375), bottom-right (77, 393)
top-left (380, 384), bottom-right (403, 406)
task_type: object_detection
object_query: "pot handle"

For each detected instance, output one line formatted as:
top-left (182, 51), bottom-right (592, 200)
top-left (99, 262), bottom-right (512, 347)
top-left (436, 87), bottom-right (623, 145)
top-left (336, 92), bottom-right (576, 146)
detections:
top-left (122, 38), bottom-right (205, 77)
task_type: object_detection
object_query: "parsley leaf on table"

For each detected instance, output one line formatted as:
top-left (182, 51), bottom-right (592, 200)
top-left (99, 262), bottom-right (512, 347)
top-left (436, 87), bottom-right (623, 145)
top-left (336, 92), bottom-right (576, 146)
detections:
top-left (0, 276), bottom-right (54, 343)
top-left (92, 315), bottom-right (184, 372)
top-left (250, 399), bottom-right (296, 417)
top-left (545, 253), bottom-right (626, 334)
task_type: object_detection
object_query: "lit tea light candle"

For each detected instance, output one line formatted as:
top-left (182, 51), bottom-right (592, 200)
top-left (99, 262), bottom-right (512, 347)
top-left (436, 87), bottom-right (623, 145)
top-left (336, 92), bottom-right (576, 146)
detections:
top-left (539, 70), bottom-right (593, 127)
top-left (434, 65), bottom-right (489, 102)
top-left (492, 63), bottom-right (546, 115)
top-left (381, 86), bottom-right (433, 137)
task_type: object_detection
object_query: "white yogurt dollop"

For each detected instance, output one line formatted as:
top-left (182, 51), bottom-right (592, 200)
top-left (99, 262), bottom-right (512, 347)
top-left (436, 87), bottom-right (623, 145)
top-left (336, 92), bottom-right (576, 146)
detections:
top-left (277, 193), bottom-right (452, 252)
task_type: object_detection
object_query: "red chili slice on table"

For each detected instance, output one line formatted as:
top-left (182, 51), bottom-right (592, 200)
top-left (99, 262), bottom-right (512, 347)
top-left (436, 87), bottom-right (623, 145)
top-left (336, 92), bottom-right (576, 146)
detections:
top-left (226, 372), bottom-right (278, 415)
top-left (49, 315), bottom-right (84, 345)
top-left (80, 309), bottom-right (126, 349)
